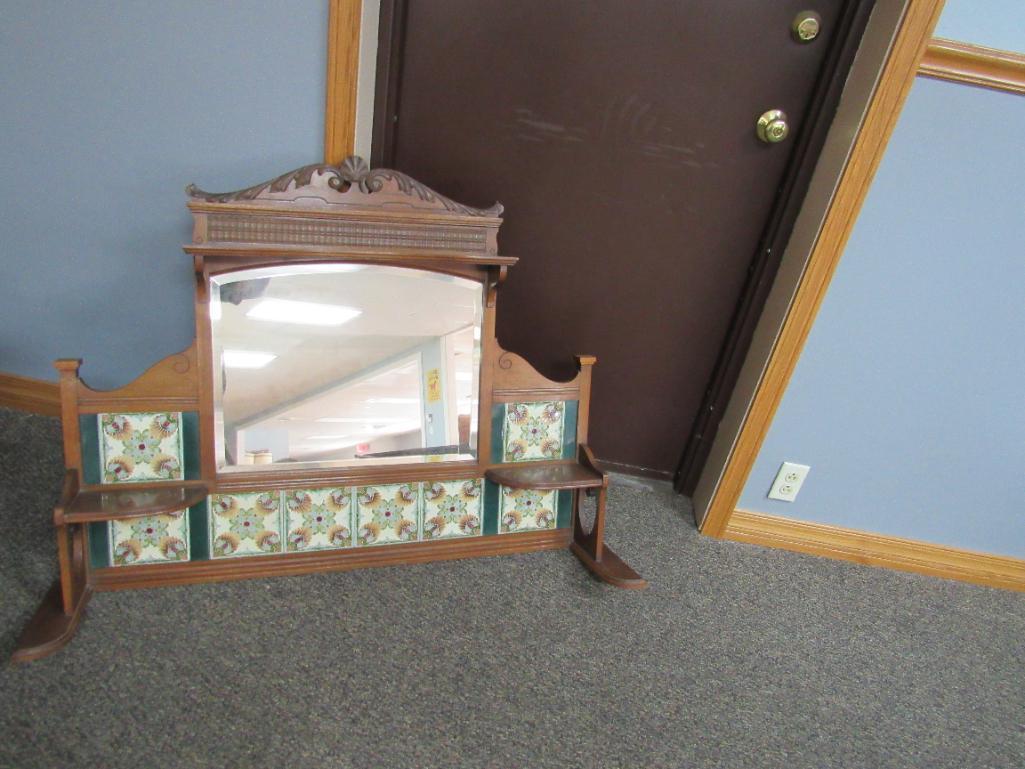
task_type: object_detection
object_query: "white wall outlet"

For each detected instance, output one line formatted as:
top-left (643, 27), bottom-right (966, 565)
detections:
top-left (767, 462), bottom-right (811, 502)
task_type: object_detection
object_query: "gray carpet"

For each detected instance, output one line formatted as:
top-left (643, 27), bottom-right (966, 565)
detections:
top-left (2, 407), bottom-right (1024, 769)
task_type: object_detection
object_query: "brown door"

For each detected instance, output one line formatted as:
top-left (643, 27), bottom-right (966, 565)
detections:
top-left (375, 0), bottom-right (866, 477)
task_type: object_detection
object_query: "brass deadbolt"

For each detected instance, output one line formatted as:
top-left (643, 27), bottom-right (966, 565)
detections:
top-left (756, 109), bottom-right (790, 144)
top-left (792, 11), bottom-right (822, 42)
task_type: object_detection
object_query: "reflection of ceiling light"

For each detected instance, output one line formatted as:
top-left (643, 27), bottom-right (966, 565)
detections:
top-left (316, 417), bottom-right (407, 423)
top-left (373, 421), bottom-right (421, 432)
top-left (455, 372), bottom-right (473, 382)
top-left (298, 440), bottom-right (356, 452)
top-left (223, 350), bottom-right (276, 369)
top-left (366, 397), bottom-right (420, 405)
top-left (246, 298), bottom-right (362, 326)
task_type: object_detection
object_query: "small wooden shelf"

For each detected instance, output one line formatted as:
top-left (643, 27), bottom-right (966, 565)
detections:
top-left (61, 484), bottom-right (208, 524)
top-left (485, 463), bottom-right (603, 491)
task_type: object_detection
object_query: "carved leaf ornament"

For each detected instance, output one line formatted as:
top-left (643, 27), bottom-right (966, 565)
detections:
top-left (187, 155), bottom-right (503, 218)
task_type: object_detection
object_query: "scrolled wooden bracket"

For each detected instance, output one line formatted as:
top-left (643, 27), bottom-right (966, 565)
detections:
top-left (12, 469), bottom-right (93, 664)
top-left (486, 265), bottom-right (508, 308)
top-left (569, 445), bottom-right (648, 590)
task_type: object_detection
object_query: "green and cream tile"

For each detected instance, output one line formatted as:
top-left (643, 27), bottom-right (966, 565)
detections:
top-left (422, 479), bottom-right (482, 540)
top-left (209, 491), bottom-right (282, 558)
top-left (109, 510), bottom-right (189, 566)
top-left (503, 401), bottom-right (565, 462)
top-left (98, 412), bottom-right (184, 483)
top-left (284, 487), bottom-right (354, 552)
top-left (498, 486), bottom-right (557, 533)
top-left (355, 482), bottom-right (420, 546)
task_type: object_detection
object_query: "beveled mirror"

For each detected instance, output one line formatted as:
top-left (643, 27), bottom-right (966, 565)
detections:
top-left (209, 263), bottom-right (483, 471)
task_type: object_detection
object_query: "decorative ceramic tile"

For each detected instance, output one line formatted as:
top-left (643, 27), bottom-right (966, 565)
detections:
top-left (108, 510), bottom-right (189, 566)
top-left (498, 486), bottom-right (558, 533)
top-left (209, 491), bottom-right (282, 558)
top-left (422, 479), bottom-right (482, 540)
top-left (355, 483), bottom-right (421, 546)
top-left (98, 412), bottom-right (184, 484)
top-left (284, 487), bottom-right (354, 552)
top-left (503, 402), bottom-right (566, 462)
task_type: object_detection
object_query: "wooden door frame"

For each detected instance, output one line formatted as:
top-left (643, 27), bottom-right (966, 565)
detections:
top-left (324, 0), bottom-right (363, 164)
top-left (695, 0), bottom-right (946, 536)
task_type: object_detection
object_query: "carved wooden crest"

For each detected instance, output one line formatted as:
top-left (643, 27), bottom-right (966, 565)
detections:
top-left (187, 156), bottom-right (503, 218)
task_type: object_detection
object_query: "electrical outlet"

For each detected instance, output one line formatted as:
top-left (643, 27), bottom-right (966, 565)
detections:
top-left (767, 462), bottom-right (810, 502)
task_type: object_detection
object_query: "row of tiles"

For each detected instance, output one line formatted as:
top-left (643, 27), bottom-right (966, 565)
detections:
top-left (94, 403), bottom-right (571, 485)
top-left (107, 480), bottom-right (560, 566)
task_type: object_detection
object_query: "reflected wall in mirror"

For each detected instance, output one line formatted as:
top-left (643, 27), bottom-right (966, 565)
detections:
top-left (209, 264), bottom-right (483, 471)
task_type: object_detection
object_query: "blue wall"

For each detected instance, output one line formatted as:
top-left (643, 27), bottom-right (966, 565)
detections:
top-left (0, 1), bottom-right (327, 389)
top-left (739, 76), bottom-right (1025, 556)
top-left (935, 0), bottom-right (1025, 54)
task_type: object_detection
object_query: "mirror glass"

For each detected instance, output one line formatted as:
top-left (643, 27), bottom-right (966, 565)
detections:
top-left (209, 264), bottom-right (483, 472)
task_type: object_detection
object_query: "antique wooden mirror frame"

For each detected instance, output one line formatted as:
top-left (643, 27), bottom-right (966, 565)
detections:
top-left (14, 157), bottom-right (646, 663)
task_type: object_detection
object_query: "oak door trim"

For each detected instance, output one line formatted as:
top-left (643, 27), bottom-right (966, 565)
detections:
top-left (919, 38), bottom-right (1025, 95)
top-left (725, 509), bottom-right (1025, 592)
top-left (699, 0), bottom-right (946, 537)
top-left (325, 0), bottom-right (363, 163)
top-left (0, 371), bottom-right (61, 417)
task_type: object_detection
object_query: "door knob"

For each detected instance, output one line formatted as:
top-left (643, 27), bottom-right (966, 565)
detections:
top-left (792, 11), bottom-right (822, 42)
top-left (756, 109), bottom-right (789, 144)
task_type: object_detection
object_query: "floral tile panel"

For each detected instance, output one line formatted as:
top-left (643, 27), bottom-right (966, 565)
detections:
top-left (209, 491), bottom-right (282, 558)
top-left (99, 412), bottom-right (184, 483)
top-left (498, 487), bottom-right (557, 533)
top-left (503, 402), bottom-right (566, 462)
top-left (109, 510), bottom-right (189, 566)
top-left (355, 483), bottom-right (420, 546)
top-left (285, 488), bottom-right (354, 552)
top-left (422, 479), bottom-right (482, 540)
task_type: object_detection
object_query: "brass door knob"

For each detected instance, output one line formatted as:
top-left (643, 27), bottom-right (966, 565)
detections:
top-left (792, 11), bottom-right (822, 42)
top-left (756, 109), bottom-right (789, 144)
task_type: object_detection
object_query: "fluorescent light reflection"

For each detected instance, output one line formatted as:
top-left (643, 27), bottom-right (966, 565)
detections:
top-left (246, 298), bottom-right (362, 326)
top-left (223, 350), bottom-right (276, 369)
top-left (317, 417), bottom-right (408, 423)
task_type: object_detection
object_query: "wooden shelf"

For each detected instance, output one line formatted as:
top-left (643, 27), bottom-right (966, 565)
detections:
top-left (62, 484), bottom-right (208, 524)
top-left (485, 463), bottom-right (603, 491)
